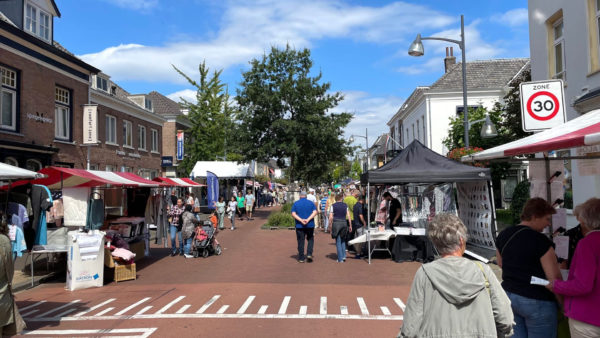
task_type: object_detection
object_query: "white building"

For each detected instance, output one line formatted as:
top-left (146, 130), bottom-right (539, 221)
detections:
top-left (528, 0), bottom-right (600, 209)
top-left (387, 52), bottom-right (529, 156)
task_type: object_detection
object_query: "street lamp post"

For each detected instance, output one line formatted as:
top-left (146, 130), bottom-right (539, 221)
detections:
top-left (349, 128), bottom-right (373, 263)
top-left (409, 14), bottom-right (471, 147)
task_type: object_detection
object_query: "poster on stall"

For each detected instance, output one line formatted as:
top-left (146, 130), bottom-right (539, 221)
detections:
top-left (207, 171), bottom-right (218, 210)
top-left (456, 181), bottom-right (496, 251)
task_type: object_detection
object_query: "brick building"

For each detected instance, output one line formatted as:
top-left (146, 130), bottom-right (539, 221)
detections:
top-left (146, 91), bottom-right (191, 177)
top-left (0, 0), bottom-right (100, 170)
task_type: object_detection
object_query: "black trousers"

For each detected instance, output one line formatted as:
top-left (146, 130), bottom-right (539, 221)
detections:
top-left (295, 227), bottom-right (314, 260)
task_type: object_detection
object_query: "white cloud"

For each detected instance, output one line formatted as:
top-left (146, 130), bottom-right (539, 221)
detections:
top-left (104, 0), bottom-right (158, 11)
top-left (80, 0), bottom-right (454, 83)
top-left (332, 91), bottom-right (405, 147)
top-left (167, 89), bottom-right (197, 103)
top-left (493, 8), bottom-right (528, 27)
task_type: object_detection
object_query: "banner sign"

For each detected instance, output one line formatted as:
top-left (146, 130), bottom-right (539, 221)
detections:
top-left (161, 156), bottom-right (173, 167)
top-left (176, 130), bottom-right (184, 161)
top-left (207, 171), bottom-right (219, 210)
top-left (83, 104), bottom-right (98, 144)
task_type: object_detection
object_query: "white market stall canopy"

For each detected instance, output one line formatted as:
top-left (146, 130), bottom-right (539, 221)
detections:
top-left (0, 162), bottom-right (45, 180)
top-left (190, 161), bottom-right (255, 179)
top-left (462, 108), bottom-right (600, 161)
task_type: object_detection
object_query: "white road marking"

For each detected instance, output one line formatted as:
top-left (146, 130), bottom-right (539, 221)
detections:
top-left (340, 306), bottom-right (348, 315)
top-left (258, 305), bottom-right (268, 314)
top-left (380, 306), bottom-right (391, 316)
top-left (299, 306), bottom-right (307, 315)
top-left (136, 306), bottom-right (153, 315)
top-left (54, 308), bottom-right (77, 318)
top-left (22, 328), bottom-right (158, 338)
top-left (36, 300), bottom-right (80, 318)
top-left (20, 301), bottom-right (46, 312)
top-left (176, 305), bottom-right (191, 314)
top-left (320, 297), bottom-right (327, 315)
top-left (196, 295), bottom-right (221, 314)
top-left (278, 296), bottom-right (291, 314)
top-left (115, 297), bottom-right (151, 315)
top-left (393, 298), bottom-right (406, 312)
top-left (155, 296), bottom-right (185, 314)
top-left (216, 305), bottom-right (229, 314)
top-left (237, 296), bottom-right (255, 314)
top-left (74, 298), bottom-right (116, 317)
top-left (94, 307), bottom-right (114, 317)
top-left (21, 309), bottom-right (39, 317)
top-left (357, 298), bottom-right (369, 315)
top-left (28, 313), bottom-right (404, 321)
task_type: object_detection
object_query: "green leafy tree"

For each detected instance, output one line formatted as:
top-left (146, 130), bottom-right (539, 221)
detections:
top-left (235, 45), bottom-right (352, 184)
top-left (350, 159), bottom-right (362, 180)
top-left (173, 61), bottom-right (238, 175)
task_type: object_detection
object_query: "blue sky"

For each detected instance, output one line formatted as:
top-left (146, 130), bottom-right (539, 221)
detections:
top-left (55, 0), bottom-right (529, 146)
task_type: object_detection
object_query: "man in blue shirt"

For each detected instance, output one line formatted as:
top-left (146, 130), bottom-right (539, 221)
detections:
top-left (291, 191), bottom-right (317, 263)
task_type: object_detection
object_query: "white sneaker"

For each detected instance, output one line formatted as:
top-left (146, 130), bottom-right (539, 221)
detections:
top-left (184, 254), bottom-right (194, 259)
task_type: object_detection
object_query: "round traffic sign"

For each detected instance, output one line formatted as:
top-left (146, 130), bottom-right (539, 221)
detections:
top-left (526, 91), bottom-right (560, 121)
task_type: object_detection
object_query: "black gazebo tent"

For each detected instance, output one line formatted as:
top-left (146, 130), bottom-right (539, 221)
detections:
top-left (361, 140), bottom-right (495, 263)
top-left (363, 140), bottom-right (491, 183)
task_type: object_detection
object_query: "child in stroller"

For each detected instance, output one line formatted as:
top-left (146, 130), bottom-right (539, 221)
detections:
top-left (191, 214), bottom-right (223, 258)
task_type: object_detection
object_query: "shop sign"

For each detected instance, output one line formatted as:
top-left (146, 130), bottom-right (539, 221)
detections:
top-left (83, 104), bottom-right (98, 144)
top-left (26, 113), bottom-right (52, 124)
top-left (116, 150), bottom-right (126, 156)
top-left (128, 153), bottom-right (141, 159)
top-left (161, 156), bottom-right (173, 167)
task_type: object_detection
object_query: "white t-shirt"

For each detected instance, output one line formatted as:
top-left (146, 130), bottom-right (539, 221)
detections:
top-left (245, 194), bottom-right (255, 206)
top-left (307, 194), bottom-right (317, 203)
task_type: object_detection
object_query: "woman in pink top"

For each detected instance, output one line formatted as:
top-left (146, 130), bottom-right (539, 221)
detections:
top-left (547, 197), bottom-right (600, 338)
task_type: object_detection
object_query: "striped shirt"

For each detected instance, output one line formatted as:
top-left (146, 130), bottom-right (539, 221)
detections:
top-left (320, 197), bottom-right (328, 212)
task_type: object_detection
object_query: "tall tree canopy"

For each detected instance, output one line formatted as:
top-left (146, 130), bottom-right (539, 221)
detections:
top-left (235, 45), bottom-right (352, 184)
top-left (173, 61), bottom-right (238, 175)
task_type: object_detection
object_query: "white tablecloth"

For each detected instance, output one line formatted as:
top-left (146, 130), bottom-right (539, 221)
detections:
top-left (349, 229), bottom-right (397, 245)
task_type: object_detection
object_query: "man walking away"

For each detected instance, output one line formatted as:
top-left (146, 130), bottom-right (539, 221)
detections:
top-left (245, 190), bottom-right (255, 220)
top-left (343, 190), bottom-right (359, 249)
top-left (291, 191), bottom-right (317, 263)
top-left (352, 195), bottom-right (368, 258)
top-left (320, 193), bottom-right (329, 231)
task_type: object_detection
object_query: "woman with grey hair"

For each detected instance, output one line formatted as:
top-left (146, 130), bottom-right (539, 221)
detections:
top-left (399, 213), bottom-right (513, 338)
top-left (547, 197), bottom-right (600, 337)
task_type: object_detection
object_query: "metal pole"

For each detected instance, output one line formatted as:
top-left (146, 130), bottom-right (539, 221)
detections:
top-left (460, 14), bottom-right (469, 148)
top-left (87, 146), bottom-right (91, 170)
top-left (366, 128), bottom-right (371, 265)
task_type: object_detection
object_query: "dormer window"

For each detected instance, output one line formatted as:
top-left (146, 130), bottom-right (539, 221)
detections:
top-left (96, 76), bottom-right (108, 92)
top-left (24, 1), bottom-right (51, 43)
top-left (145, 98), bottom-right (153, 111)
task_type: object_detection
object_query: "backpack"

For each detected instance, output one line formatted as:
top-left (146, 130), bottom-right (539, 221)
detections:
top-left (177, 212), bottom-right (184, 231)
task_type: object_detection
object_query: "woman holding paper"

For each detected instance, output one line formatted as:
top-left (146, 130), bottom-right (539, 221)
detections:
top-left (547, 198), bottom-right (600, 338)
top-left (495, 197), bottom-right (562, 338)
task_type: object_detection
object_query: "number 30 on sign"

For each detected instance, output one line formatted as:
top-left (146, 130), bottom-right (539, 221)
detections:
top-left (520, 80), bottom-right (566, 132)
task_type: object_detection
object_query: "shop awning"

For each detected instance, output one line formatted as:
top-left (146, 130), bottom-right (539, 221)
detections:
top-left (153, 177), bottom-right (205, 187)
top-left (26, 167), bottom-right (161, 189)
top-left (0, 162), bottom-right (45, 180)
top-left (462, 109), bottom-right (600, 162)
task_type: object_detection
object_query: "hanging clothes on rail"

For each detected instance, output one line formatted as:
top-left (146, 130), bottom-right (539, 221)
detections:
top-left (32, 185), bottom-right (53, 246)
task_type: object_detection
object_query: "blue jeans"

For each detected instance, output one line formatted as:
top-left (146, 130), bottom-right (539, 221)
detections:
top-left (335, 234), bottom-right (346, 262)
top-left (322, 211), bottom-right (329, 231)
top-left (170, 224), bottom-right (183, 254)
top-left (506, 291), bottom-right (557, 338)
top-left (183, 237), bottom-right (192, 255)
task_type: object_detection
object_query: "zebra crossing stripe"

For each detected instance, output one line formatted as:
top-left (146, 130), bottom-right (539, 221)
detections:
top-left (36, 300), bottom-right (80, 318)
top-left (258, 305), bottom-right (268, 314)
top-left (197, 295), bottom-right (220, 314)
top-left (320, 297), bottom-right (327, 315)
top-left (237, 296), bottom-right (255, 314)
top-left (393, 298), bottom-right (406, 312)
top-left (20, 301), bottom-right (46, 312)
top-left (380, 306), bottom-right (391, 316)
top-left (94, 307), bottom-right (114, 317)
top-left (155, 296), bottom-right (185, 314)
top-left (340, 306), bottom-right (348, 315)
top-left (74, 298), bottom-right (116, 317)
top-left (216, 305), bottom-right (229, 314)
top-left (54, 308), bottom-right (77, 318)
top-left (278, 296), bottom-right (291, 314)
top-left (299, 306), bottom-right (307, 315)
top-left (176, 305), bottom-right (191, 314)
top-left (115, 297), bottom-right (151, 316)
top-left (136, 306), bottom-right (153, 315)
top-left (21, 309), bottom-right (39, 318)
top-left (357, 298), bottom-right (369, 315)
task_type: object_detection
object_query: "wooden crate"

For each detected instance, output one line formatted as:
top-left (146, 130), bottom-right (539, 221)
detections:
top-left (114, 263), bottom-right (136, 283)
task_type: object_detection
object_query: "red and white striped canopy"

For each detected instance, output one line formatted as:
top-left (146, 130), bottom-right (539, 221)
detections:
top-left (28, 167), bottom-right (162, 189)
top-left (463, 109), bottom-right (600, 162)
top-left (153, 177), bottom-right (205, 187)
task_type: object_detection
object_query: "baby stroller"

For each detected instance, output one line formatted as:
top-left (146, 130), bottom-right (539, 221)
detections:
top-left (192, 221), bottom-right (222, 258)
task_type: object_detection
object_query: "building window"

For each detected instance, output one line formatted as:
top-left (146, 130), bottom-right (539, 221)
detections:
top-left (145, 98), bottom-right (153, 111)
top-left (553, 19), bottom-right (566, 80)
top-left (54, 87), bottom-right (71, 140)
top-left (151, 129), bottom-right (158, 152)
top-left (422, 116), bottom-right (426, 145)
top-left (105, 114), bottom-right (117, 144)
top-left (416, 120), bottom-right (420, 142)
top-left (24, 2), bottom-right (51, 42)
top-left (412, 124), bottom-right (415, 141)
top-left (405, 128), bottom-right (409, 145)
top-left (89, 164), bottom-right (99, 170)
top-left (105, 165), bottom-right (114, 172)
top-left (5, 157), bottom-right (18, 167)
top-left (0, 66), bottom-right (17, 131)
top-left (26, 159), bottom-right (42, 172)
top-left (123, 120), bottom-right (132, 147)
top-left (96, 76), bottom-right (108, 92)
top-left (138, 125), bottom-right (146, 150)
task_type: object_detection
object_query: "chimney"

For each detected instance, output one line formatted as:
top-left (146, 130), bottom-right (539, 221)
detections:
top-left (444, 47), bottom-right (456, 73)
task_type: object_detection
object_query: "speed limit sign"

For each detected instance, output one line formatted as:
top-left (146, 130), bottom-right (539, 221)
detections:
top-left (520, 79), bottom-right (566, 132)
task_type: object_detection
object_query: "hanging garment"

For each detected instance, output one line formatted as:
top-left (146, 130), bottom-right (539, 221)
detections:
top-left (7, 202), bottom-right (28, 231)
top-left (144, 195), bottom-right (155, 225)
top-left (33, 185), bottom-right (53, 246)
top-left (85, 198), bottom-right (105, 230)
top-left (10, 226), bottom-right (27, 259)
top-left (63, 187), bottom-right (90, 227)
top-left (46, 199), bottom-right (64, 224)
